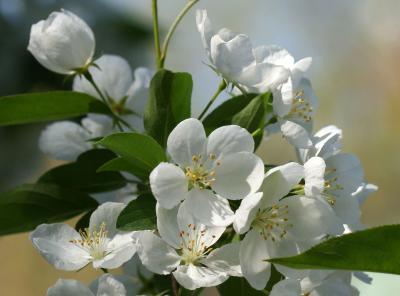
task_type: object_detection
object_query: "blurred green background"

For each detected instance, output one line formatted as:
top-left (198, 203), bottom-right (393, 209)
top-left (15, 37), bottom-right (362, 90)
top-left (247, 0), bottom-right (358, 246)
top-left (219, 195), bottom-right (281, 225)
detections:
top-left (0, 0), bottom-right (399, 295)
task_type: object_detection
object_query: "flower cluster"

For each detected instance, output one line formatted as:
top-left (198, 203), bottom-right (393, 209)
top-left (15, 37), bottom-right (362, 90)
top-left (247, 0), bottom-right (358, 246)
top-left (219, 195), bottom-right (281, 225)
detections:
top-left (25, 7), bottom-right (377, 296)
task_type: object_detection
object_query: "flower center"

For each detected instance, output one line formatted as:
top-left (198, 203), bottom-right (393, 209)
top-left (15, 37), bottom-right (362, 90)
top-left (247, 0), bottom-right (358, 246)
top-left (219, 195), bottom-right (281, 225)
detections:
top-left (69, 222), bottom-right (109, 260)
top-left (252, 205), bottom-right (293, 242)
top-left (288, 90), bottom-right (313, 122)
top-left (179, 223), bottom-right (212, 265)
top-left (185, 154), bottom-right (220, 190)
top-left (323, 168), bottom-right (343, 206)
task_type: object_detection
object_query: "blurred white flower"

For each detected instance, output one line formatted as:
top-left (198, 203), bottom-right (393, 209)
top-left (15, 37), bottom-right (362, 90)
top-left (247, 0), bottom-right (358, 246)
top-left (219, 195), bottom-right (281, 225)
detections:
top-left (270, 270), bottom-right (360, 296)
top-left (136, 202), bottom-right (241, 290)
top-left (234, 163), bottom-right (338, 290)
top-left (28, 9), bottom-right (95, 75)
top-left (196, 9), bottom-right (289, 91)
top-left (39, 114), bottom-right (113, 161)
top-left (73, 55), bottom-right (152, 130)
top-left (31, 202), bottom-right (138, 271)
top-left (47, 274), bottom-right (138, 296)
top-left (149, 118), bottom-right (264, 226)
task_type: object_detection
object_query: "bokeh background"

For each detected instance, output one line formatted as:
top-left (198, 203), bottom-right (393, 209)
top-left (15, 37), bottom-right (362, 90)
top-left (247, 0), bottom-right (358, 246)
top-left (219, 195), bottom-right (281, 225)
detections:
top-left (0, 0), bottom-right (399, 295)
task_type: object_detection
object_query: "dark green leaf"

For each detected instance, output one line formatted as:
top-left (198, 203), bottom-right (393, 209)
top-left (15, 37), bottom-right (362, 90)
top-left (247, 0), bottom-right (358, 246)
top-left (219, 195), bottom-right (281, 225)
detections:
top-left (117, 194), bottom-right (156, 231)
top-left (97, 157), bottom-right (140, 176)
top-left (232, 92), bottom-right (272, 148)
top-left (268, 225), bottom-right (400, 275)
top-left (98, 133), bottom-right (167, 180)
top-left (144, 70), bottom-right (192, 147)
top-left (218, 277), bottom-right (266, 296)
top-left (75, 210), bottom-right (94, 231)
top-left (265, 265), bottom-right (285, 292)
top-left (39, 149), bottom-right (126, 193)
top-left (0, 91), bottom-right (110, 126)
top-left (202, 93), bottom-right (257, 133)
top-left (0, 183), bottom-right (98, 236)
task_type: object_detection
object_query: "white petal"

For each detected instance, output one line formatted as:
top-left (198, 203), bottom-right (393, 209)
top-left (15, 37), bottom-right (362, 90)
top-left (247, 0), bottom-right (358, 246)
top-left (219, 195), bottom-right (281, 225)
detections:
top-left (150, 163), bottom-right (188, 209)
top-left (352, 182), bottom-right (378, 205)
top-left (202, 242), bottom-right (242, 276)
top-left (156, 203), bottom-right (181, 249)
top-left (233, 192), bottom-right (263, 234)
top-left (281, 120), bottom-right (313, 148)
top-left (283, 196), bottom-right (338, 241)
top-left (136, 231), bottom-right (180, 274)
top-left (207, 125), bottom-right (254, 158)
top-left (126, 67), bottom-right (152, 118)
top-left (270, 279), bottom-right (301, 296)
top-left (334, 196), bottom-right (361, 225)
top-left (240, 230), bottom-right (270, 290)
top-left (173, 264), bottom-right (228, 290)
top-left (73, 55), bottom-right (132, 101)
top-left (82, 114), bottom-right (113, 138)
top-left (291, 57), bottom-right (312, 88)
top-left (242, 62), bottom-right (290, 92)
top-left (210, 31), bottom-right (255, 80)
top-left (213, 152), bottom-right (264, 200)
top-left (30, 224), bottom-right (90, 271)
top-left (95, 233), bottom-right (137, 269)
top-left (89, 202), bottom-right (125, 237)
top-left (273, 79), bottom-right (294, 117)
top-left (196, 9), bottom-right (215, 58)
top-left (260, 162), bottom-right (304, 207)
top-left (304, 157), bottom-right (326, 197)
top-left (91, 274), bottom-right (127, 296)
top-left (28, 10), bottom-right (95, 74)
top-left (39, 121), bottom-right (92, 161)
top-left (177, 200), bottom-right (225, 248)
top-left (253, 45), bottom-right (295, 67)
top-left (325, 153), bottom-right (364, 198)
top-left (47, 279), bottom-right (93, 296)
top-left (185, 189), bottom-right (234, 227)
top-left (167, 118), bottom-right (207, 167)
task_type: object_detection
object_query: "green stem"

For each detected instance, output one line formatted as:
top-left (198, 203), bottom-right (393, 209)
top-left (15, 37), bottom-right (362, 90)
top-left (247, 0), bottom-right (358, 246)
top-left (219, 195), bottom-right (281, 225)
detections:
top-left (251, 128), bottom-right (262, 138)
top-left (198, 80), bottom-right (227, 120)
top-left (84, 72), bottom-right (124, 132)
top-left (160, 0), bottom-right (199, 68)
top-left (152, 0), bottom-right (162, 69)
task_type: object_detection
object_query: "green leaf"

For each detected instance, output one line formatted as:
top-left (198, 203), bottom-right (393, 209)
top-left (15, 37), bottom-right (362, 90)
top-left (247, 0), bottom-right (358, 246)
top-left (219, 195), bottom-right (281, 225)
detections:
top-left (268, 225), bottom-right (400, 275)
top-left (218, 277), bottom-right (265, 296)
top-left (98, 133), bottom-right (167, 180)
top-left (144, 70), bottom-right (192, 147)
top-left (116, 194), bottom-right (157, 231)
top-left (0, 183), bottom-right (98, 236)
top-left (39, 149), bottom-right (126, 193)
top-left (97, 157), bottom-right (139, 176)
top-left (75, 210), bottom-right (94, 231)
top-left (202, 93), bottom-right (258, 133)
top-left (0, 91), bottom-right (110, 126)
top-left (232, 92), bottom-right (272, 148)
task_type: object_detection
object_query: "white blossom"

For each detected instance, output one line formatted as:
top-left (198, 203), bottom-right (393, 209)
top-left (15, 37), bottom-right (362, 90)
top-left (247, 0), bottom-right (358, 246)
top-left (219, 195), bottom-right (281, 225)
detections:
top-left (47, 274), bottom-right (138, 296)
top-left (196, 9), bottom-right (289, 91)
top-left (234, 163), bottom-right (338, 290)
top-left (30, 202), bottom-right (138, 271)
top-left (39, 114), bottom-right (113, 161)
top-left (28, 10), bottom-right (95, 75)
top-left (136, 202), bottom-right (241, 290)
top-left (73, 55), bottom-right (152, 130)
top-left (149, 118), bottom-right (264, 226)
top-left (270, 271), bottom-right (360, 296)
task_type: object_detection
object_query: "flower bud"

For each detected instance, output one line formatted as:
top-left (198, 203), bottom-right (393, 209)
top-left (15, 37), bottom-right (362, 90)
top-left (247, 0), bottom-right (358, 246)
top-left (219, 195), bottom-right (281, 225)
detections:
top-left (28, 9), bottom-right (95, 75)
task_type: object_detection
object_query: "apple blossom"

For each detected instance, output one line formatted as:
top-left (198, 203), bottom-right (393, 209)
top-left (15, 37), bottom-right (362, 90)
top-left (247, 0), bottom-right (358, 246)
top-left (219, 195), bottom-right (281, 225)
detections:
top-left (47, 274), bottom-right (138, 296)
top-left (149, 118), bottom-right (264, 226)
top-left (73, 55), bottom-right (152, 130)
top-left (136, 202), bottom-right (241, 290)
top-left (28, 10), bottom-right (95, 75)
top-left (196, 9), bottom-right (289, 91)
top-left (30, 202), bottom-right (138, 271)
top-left (39, 115), bottom-right (113, 161)
top-left (234, 163), bottom-right (338, 290)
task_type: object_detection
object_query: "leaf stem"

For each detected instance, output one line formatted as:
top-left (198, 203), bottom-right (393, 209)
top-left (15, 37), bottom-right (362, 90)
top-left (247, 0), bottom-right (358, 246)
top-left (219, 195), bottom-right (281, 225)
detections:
top-left (160, 0), bottom-right (199, 68)
top-left (152, 0), bottom-right (162, 69)
top-left (198, 80), bottom-right (227, 120)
